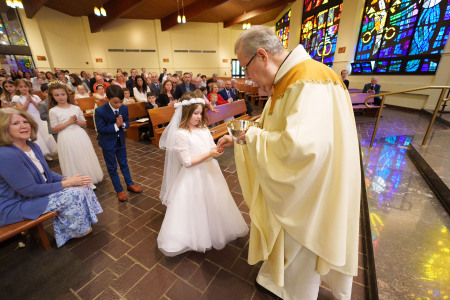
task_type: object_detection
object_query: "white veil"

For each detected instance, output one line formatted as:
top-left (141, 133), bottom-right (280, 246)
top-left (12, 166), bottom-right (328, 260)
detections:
top-left (159, 98), bottom-right (205, 204)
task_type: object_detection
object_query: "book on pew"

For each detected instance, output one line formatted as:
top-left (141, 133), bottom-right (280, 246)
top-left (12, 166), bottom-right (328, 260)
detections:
top-left (135, 118), bottom-right (149, 123)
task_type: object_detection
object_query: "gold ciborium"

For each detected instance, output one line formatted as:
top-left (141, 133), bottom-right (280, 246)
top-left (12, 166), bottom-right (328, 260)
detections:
top-left (226, 120), bottom-right (261, 145)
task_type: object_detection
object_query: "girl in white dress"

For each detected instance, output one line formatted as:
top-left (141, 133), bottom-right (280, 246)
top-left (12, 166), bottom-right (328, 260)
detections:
top-left (48, 82), bottom-right (103, 188)
top-left (12, 79), bottom-right (57, 158)
top-left (157, 91), bottom-right (248, 256)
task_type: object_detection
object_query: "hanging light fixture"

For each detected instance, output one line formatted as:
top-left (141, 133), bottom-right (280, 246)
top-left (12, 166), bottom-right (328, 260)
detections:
top-left (6, 0), bottom-right (23, 9)
top-left (242, 23), bottom-right (247, 29)
top-left (100, 7), bottom-right (107, 17)
top-left (94, 1), bottom-right (106, 17)
top-left (176, 0), bottom-right (181, 23)
top-left (94, 6), bottom-right (101, 16)
top-left (181, 0), bottom-right (186, 23)
top-left (247, 23), bottom-right (251, 29)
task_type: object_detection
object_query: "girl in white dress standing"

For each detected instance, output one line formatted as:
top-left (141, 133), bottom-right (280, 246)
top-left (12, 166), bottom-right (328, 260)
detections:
top-left (48, 82), bottom-right (103, 188)
top-left (157, 91), bottom-right (248, 256)
top-left (12, 79), bottom-right (57, 159)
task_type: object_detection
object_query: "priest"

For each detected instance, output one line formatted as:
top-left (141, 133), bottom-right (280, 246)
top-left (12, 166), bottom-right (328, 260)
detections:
top-left (218, 26), bottom-right (361, 299)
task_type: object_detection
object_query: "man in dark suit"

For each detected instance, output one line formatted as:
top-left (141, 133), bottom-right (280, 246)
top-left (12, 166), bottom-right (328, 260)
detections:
top-left (174, 72), bottom-right (196, 99)
top-left (89, 71), bottom-right (98, 92)
top-left (148, 72), bottom-right (161, 97)
top-left (158, 68), bottom-right (167, 84)
top-left (218, 80), bottom-right (236, 102)
top-left (206, 73), bottom-right (218, 93)
top-left (95, 85), bottom-right (142, 202)
top-left (362, 77), bottom-right (381, 106)
top-left (126, 68), bottom-right (138, 97)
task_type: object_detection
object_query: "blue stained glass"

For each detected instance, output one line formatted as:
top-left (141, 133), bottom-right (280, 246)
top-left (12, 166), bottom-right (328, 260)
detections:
top-left (405, 59), bottom-right (420, 72)
top-left (389, 60), bottom-right (402, 71)
top-left (429, 61), bottom-right (437, 71)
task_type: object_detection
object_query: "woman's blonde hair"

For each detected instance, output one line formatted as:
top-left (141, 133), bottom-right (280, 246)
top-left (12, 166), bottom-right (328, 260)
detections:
top-left (178, 91), bottom-right (208, 130)
top-left (0, 107), bottom-right (38, 146)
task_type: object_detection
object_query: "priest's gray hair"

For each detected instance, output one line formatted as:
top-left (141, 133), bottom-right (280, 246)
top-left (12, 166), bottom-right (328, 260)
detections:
top-left (235, 25), bottom-right (285, 58)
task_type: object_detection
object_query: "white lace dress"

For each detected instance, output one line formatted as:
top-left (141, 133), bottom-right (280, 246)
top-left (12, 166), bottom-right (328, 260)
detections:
top-left (157, 128), bottom-right (249, 256)
top-left (11, 95), bottom-right (57, 156)
top-left (49, 105), bottom-right (103, 184)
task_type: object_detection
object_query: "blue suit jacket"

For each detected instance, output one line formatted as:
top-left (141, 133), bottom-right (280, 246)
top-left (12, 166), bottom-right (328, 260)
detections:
top-left (218, 89), bottom-right (236, 102)
top-left (0, 142), bottom-right (64, 226)
top-left (174, 83), bottom-right (197, 99)
top-left (95, 103), bottom-right (130, 151)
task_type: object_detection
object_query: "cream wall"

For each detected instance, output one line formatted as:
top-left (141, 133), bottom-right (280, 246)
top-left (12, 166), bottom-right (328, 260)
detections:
top-left (20, 7), bottom-right (245, 77)
top-left (20, 3), bottom-right (449, 110)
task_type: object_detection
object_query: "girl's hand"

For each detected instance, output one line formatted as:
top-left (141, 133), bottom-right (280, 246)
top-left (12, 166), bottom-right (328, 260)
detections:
top-left (209, 146), bottom-right (224, 158)
top-left (62, 174), bottom-right (92, 188)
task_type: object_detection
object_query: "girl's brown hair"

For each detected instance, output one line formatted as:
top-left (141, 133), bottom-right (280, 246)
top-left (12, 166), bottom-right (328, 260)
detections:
top-left (48, 82), bottom-right (72, 110)
top-left (160, 79), bottom-right (173, 95)
top-left (178, 91), bottom-right (208, 130)
top-left (1, 80), bottom-right (15, 102)
top-left (0, 107), bottom-right (38, 146)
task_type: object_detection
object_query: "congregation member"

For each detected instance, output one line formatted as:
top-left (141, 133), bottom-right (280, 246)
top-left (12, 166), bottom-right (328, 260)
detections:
top-left (12, 79), bottom-right (58, 160)
top-left (174, 73), bottom-right (196, 99)
top-left (206, 73), bottom-right (218, 87)
top-left (45, 71), bottom-right (56, 82)
top-left (191, 76), bottom-right (202, 89)
top-left (93, 85), bottom-right (108, 101)
top-left (200, 75), bottom-right (207, 88)
top-left (80, 71), bottom-right (92, 91)
top-left (123, 88), bottom-right (135, 104)
top-left (341, 70), bottom-right (349, 89)
top-left (158, 80), bottom-right (176, 107)
top-left (126, 68), bottom-right (138, 97)
top-left (363, 77), bottom-right (382, 105)
top-left (93, 75), bottom-right (111, 93)
top-left (112, 72), bottom-right (127, 89)
top-left (70, 73), bottom-right (90, 94)
top-left (0, 107), bottom-right (102, 247)
top-left (133, 75), bottom-right (150, 102)
top-left (218, 80), bottom-right (236, 102)
top-left (218, 25), bottom-right (361, 300)
top-left (38, 83), bottom-right (57, 142)
top-left (207, 83), bottom-right (229, 105)
top-left (95, 85), bottom-right (142, 202)
top-left (158, 68), bottom-right (168, 83)
top-left (148, 72), bottom-right (161, 97)
top-left (89, 71), bottom-right (98, 91)
top-left (58, 74), bottom-right (74, 92)
top-left (31, 73), bottom-right (45, 92)
top-left (0, 80), bottom-right (16, 108)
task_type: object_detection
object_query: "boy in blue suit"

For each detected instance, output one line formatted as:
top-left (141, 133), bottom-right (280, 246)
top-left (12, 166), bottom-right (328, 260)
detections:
top-left (95, 85), bottom-right (142, 201)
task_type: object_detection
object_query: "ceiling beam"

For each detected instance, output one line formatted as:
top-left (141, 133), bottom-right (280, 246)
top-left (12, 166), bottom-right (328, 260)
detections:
top-left (23, 0), bottom-right (48, 19)
top-left (88, 0), bottom-right (145, 33)
top-left (161, 0), bottom-right (231, 31)
top-left (224, 0), bottom-right (293, 28)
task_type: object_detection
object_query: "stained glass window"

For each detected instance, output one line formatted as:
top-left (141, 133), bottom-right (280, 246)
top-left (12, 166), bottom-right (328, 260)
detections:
top-left (300, 0), bottom-right (343, 67)
top-left (354, 0), bottom-right (450, 74)
top-left (276, 10), bottom-right (291, 50)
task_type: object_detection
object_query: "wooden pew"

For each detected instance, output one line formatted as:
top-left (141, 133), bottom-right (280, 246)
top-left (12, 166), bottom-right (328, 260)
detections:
top-left (148, 105), bottom-right (176, 147)
top-left (0, 211), bottom-right (57, 251)
top-left (32, 91), bottom-right (46, 100)
top-left (125, 102), bottom-right (149, 142)
top-left (77, 97), bottom-right (96, 129)
top-left (207, 100), bottom-right (259, 140)
top-left (351, 93), bottom-right (381, 116)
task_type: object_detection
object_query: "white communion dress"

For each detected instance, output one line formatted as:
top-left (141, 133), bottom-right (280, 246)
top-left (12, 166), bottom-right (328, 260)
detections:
top-left (12, 95), bottom-right (58, 156)
top-left (49, 105), bottom-right (103, 184)
top-left (157, 127), bottom-right (249, 256)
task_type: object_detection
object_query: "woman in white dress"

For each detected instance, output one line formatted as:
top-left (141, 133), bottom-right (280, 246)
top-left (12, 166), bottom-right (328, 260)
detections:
top-left (12, 79), bottom-right (57, 158)
top-left (48, 82), bottom-right (103, 188)
top-left (157, 91), bottom-right (248, 256)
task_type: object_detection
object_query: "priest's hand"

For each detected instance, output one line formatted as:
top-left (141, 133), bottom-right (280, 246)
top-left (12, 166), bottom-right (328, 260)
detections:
top-left (217, 135), bottom-right (234, 149)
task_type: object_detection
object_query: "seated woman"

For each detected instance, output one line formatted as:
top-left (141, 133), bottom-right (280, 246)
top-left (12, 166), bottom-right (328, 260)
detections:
top-left (0, 108), bottom-right (102, 247)
top-left (133, 75), bottom-right (150, 103)
top-left (157, 80), bottom-right (176, 107)
top-left (112, 72), bottom-right (127, 89)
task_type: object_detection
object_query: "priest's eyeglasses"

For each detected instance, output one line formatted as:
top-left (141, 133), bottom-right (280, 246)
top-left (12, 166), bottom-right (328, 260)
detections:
top-left (243, 53), bottom-right (257, 75)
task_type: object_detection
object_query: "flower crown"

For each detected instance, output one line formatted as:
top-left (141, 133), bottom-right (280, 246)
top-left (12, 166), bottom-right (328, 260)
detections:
top-left (47, 80), bottom-right (65, 87)
top-left (174, 98), bottom-right (205, 108)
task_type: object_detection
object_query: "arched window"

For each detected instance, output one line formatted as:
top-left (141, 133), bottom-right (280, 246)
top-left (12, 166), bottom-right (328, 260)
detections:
top-left (300, 0), bottom-right (344, 67)
top-left (353, 0), bottom-right (450, 74)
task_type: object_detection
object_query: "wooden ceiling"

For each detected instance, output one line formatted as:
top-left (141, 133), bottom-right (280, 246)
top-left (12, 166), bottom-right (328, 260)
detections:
top-left (25, 0), bottom-right (293, 32)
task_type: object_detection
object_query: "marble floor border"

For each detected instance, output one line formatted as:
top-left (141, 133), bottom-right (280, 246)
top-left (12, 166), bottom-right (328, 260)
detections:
top-left (407, 144), bottom-right (450, 214)
top-left (359, 144), bottom-right (379, 300)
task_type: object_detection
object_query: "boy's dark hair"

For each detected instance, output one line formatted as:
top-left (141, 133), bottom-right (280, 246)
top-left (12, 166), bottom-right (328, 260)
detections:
top-left (40, 83), bottom-right (49, 92)
top-left (199, 86), bottom-right (207, 92)
top-left (123, 88), bottom-right (129, 92)
top-left (146, 91), bottom-right (155, 98)
top-left (0, 74), bottom-right (6, 78)
top-left (106, 84), bottom-right (124, 100)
